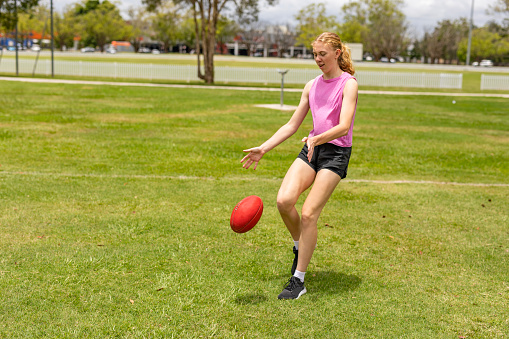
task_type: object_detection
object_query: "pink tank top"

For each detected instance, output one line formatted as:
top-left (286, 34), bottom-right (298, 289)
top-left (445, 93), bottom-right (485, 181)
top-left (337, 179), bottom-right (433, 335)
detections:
top-left (308, 72), bottom-right (357, 147)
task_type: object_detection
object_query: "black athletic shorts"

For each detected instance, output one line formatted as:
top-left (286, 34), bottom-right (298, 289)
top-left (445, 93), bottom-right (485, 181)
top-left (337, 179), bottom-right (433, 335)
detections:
top-left (297, 143), bottom-right (352, 179)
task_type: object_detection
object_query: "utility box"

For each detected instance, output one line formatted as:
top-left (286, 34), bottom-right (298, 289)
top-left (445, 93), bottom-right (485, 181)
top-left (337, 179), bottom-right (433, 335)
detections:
top-left (346, 43), bottom-right (363, 61)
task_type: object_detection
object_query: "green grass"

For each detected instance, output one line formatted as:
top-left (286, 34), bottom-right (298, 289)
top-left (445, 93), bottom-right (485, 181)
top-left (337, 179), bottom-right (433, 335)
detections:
top-left (0, 81), bottom-right (508, 337)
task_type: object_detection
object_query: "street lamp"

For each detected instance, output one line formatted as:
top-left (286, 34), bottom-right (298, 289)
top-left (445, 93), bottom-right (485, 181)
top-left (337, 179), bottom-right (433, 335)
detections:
top-left (50, 0), bottom-right (54, 77)
top-left (15, 0), bottom-right (18, 76)
top-left (466, 0), bottom-right (474, 66)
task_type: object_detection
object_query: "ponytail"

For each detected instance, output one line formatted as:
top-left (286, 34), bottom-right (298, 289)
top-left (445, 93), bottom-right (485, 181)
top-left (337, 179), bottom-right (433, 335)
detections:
top-left (338, 44), bottom-right (355, 75)
top-left (312, 32), bottom-right (355, 75)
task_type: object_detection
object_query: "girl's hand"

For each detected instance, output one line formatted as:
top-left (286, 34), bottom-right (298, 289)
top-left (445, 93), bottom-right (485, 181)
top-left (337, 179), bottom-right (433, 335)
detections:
top-left (241, 147), bottom-right (265, 170)
top-left (302, 137), bottom-right (316, 162)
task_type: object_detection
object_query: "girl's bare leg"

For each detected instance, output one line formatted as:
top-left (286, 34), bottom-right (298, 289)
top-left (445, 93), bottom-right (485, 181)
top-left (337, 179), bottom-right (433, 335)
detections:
top-left (276, 159), bottom-right (316, 241)
top-left (296, 169), bottom-right (341, 272)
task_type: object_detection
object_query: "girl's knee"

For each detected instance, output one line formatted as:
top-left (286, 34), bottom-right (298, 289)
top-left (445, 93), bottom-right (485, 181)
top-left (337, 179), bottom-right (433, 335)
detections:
top-left (301, 207), bottom-right (320, 225)
top-left (277, 192), bottom-right (297, 214)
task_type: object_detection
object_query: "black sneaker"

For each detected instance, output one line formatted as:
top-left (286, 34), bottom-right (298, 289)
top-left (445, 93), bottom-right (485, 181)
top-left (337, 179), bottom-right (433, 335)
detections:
top-left (278, 276), bottom-right (307, 300)
top-left (291, 246), bottom-right (298, 275)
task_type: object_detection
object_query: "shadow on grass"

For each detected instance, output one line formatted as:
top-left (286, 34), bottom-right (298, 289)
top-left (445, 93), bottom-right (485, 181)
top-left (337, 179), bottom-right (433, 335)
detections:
top-left (234, 271), bottom-right (361, 304)
top-left (234, 293), bottom-right (269, 305)
top-left (310, 270), bottom-right (362, 295)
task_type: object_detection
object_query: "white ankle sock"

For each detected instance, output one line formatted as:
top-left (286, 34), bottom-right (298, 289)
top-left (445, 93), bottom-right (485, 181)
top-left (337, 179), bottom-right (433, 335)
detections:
top-left (294, 269), bottom-right (306, 283)
top-left (293, 240), bottom-right (299, 250)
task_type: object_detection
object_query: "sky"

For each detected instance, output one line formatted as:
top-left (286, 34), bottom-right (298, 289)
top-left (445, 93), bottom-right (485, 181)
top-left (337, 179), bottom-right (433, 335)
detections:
top-left (49, 0), bottom-right (502, 37)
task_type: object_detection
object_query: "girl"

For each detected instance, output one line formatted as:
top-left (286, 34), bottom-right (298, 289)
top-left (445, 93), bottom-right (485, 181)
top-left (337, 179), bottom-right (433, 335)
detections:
top-left (241, 32), bottom-right (358, 299)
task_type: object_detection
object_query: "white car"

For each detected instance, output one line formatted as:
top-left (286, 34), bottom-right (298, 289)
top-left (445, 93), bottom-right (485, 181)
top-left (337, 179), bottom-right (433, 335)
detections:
top-left (31, 44), bottom-right (41, 52)
top-left (479, 59), bottom-right (493, 67)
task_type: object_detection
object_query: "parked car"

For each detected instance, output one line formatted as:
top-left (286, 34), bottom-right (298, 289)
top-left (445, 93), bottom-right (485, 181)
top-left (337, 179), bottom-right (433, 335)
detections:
top-left (7, 44), bottom-right (25, 51)
top-left (81, 47), bottom-right (95, 53)
top-left (480, 59), bottom-right (494, 67)
top-left (105, 47), bottom-right (117, 54)
top-left (472, 61), bottom-right (479, 66)
top-left (31, 44), bottom-right (41, 52)
top-left (151, 49), bottom-right (160, 54)
top-left (138, 47), bottom-right (151, 53)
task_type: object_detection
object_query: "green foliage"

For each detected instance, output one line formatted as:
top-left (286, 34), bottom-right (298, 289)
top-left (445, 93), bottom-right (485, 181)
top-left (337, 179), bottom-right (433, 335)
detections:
top-left (457, 27), bottom-right (509, 63)
top-left (150, 2), bottom-right (183, 51)
top-left (294, 2), bottom-right (339, 47)
top-left (422, 18), bottom-right (469, 64)
top-left (12, 3), bottom-right (47, 48)
top-left (341, 0), bottom-right (407, 60)
top-left (54, 5), bottom-right (80, 50)
top-left (74, 0), bottom-right (133, 50)
top-left (0, 0), bottom-right (39, 30)
top-left (216, 16), bottom-right (240, 46)
top-left (142, 0), bottom-right (278, 83)
top-left (338, 20), bottom-right (366, 44)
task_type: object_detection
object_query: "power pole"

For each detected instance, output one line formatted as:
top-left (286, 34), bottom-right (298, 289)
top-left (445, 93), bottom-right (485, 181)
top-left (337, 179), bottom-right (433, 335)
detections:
top-left (15, 0), bottom-right (18, 76)
top-left (50, 0), bottom-right (54, 77)
top-left (466, 0), bottom-right (474, 66)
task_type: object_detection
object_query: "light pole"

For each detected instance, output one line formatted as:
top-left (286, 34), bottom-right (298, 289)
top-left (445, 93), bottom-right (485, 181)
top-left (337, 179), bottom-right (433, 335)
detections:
top-left (277, 69), bottom-right (289, 107)
top-left (50, 0), bottom-right (54, 77)
top-left (466, 0), bottom-right (474, 66)
top-left (15, 0), bottom-right (18, 76)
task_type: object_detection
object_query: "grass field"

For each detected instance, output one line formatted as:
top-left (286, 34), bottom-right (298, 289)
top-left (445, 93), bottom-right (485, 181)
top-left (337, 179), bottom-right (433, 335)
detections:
top-left (0, 80), bottom-right (508, 337)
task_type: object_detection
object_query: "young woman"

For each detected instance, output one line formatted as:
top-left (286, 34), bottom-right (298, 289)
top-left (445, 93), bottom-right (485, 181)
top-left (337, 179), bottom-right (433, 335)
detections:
top-left (241, 32), bottom-right (358, 300)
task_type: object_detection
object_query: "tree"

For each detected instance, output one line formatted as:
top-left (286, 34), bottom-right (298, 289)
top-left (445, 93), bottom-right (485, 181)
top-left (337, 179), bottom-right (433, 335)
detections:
top-left (294, 3), bottom-right (338, 47)
top-left (149, 2), bottom-right (186, 52)
top-left (16, 3), bottom-right (47, 47)
top-left (75, 0), bottom-right (133, 51)
top-left (143, 0), bottom-right (278, 84)
top-left (0, 0), bottom-right (39, 30)
top-left (424, 18), bottom-right (469, 64)
top-left (237, 20), bottom-right (263, 56)
top-left (338, 20), bottom-right (366, 44)
top-left (54, 5), bottom-right (80, 50)
top-left (488, 0), bottom-right (509, 16)
top-left (216, 16), bottom-right (239, 54)
top-left (341, 0), bottom-right (407, 61)
top-left (485, 20), bottom-right (508, 38)
top-left (269, 24), bottom-right (295, 57)
top-left (127, 6), bottom-right (151, 52)
top-left (457, 28), bottom-right (508, 63)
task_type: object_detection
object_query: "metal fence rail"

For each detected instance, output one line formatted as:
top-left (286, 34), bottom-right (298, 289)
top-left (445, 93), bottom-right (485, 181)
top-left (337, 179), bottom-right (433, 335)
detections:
top-left (481, 74), bottom-right (509, 90)
top-left (0, 58), bottom-right (463, 89)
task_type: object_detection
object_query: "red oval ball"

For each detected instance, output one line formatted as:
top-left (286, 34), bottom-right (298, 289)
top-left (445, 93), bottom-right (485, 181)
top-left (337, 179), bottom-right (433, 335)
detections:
top-left (230, 195), bottom-right (263, 233)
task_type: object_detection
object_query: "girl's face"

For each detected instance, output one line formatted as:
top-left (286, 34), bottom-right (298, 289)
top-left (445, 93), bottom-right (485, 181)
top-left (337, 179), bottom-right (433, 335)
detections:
top-left (312, 41), bottom-right (340, 74)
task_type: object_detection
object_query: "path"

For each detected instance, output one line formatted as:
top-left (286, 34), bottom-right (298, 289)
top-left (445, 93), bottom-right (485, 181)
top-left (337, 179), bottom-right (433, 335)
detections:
top-left (2, 76), bottom-right (509, 98)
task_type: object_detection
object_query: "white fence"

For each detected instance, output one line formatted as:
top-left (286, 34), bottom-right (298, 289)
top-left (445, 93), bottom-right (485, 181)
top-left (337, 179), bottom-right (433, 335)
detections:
top-left (356, 71), bottom-right (462, 89)
top-left (0, 58), bottom-right (463, 89)
top-left (481, 74), bottom-right (509, 90)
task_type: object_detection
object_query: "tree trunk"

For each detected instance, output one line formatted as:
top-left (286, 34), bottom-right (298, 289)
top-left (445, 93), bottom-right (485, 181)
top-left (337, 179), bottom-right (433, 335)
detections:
top-left (193, 1), bottom-right (204, 81)
top-left (189, 0), bottom-right (229, 84)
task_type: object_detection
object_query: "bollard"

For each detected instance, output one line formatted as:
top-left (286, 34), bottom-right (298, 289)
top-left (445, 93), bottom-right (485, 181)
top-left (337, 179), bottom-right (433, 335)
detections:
top-left (277, 69), bottom-right (289, 107)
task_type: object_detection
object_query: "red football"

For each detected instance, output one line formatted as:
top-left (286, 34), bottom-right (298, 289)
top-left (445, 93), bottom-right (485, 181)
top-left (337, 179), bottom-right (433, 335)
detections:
top-left (230, 195), bottom-right (263, 233)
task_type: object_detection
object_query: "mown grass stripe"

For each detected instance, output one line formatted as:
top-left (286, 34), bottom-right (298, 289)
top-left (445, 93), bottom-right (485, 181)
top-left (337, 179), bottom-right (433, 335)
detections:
top-left (1, 171), bottom-right (507, 187)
